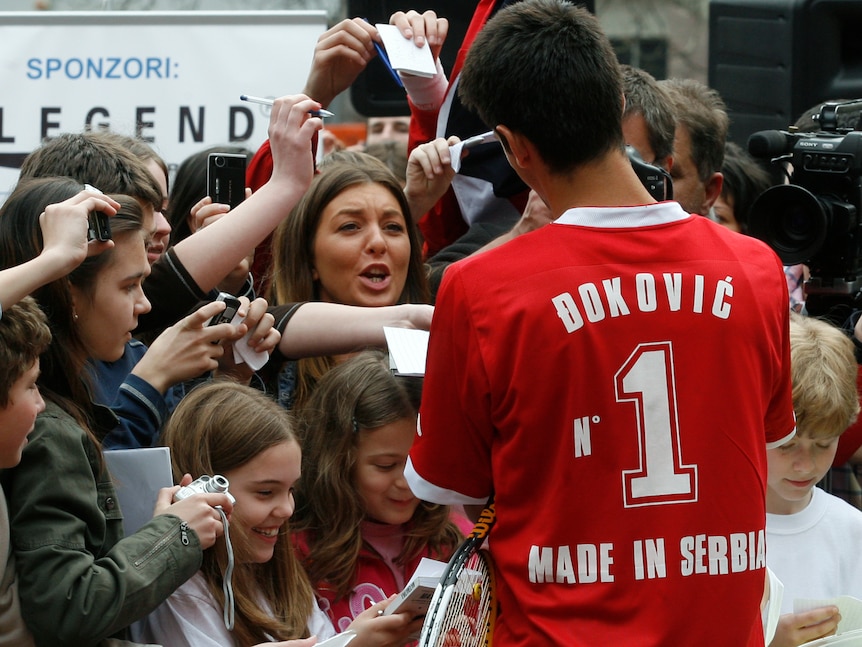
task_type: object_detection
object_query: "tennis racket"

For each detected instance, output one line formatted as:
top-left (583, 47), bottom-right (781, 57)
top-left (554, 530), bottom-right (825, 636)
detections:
top-left (418, 501), bottom-right (497, 647)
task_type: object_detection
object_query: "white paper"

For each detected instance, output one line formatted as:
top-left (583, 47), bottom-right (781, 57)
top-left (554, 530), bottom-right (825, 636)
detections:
top-left (375, 24), bottom-right (436, 78)
top-left (795, 597), bottom-right (862, 635)
top-left (799, 628), bottom-right (862, 646)
top-left (410, 557), bottom-right (446, 582)
top-left (449, 141), bottom-right (466, 173)
top-left (315, 631), bottom-right (357, 647)
top-left (104, 447), bottom-right (173, 536)
top-left (229, 311), bottom-right (269, 371)
top-left (383, 327), bottom-right (429, 377)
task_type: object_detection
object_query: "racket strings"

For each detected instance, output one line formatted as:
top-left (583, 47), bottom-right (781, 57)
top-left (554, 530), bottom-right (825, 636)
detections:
top-left (434, 551), bottom-right (495, 647)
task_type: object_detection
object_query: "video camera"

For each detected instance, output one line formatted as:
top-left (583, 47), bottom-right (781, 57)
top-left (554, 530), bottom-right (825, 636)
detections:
top-left (747, 100), bottom-right (862, 315)
top-left (627, 146), bottom-right (673, 202)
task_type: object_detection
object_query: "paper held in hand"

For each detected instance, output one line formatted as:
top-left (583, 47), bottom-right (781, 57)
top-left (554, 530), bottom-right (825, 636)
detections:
top-left (383, 326), bottom-right (429, 377)
top-left (797, 596), bottom-right (862, 645)
top-left (384, 557), bottom-right (446, 618)
top-left (375, 24), bottom-right (437, 78)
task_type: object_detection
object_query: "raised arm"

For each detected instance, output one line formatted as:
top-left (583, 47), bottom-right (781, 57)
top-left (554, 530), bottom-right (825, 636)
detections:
top-left (169, 95), bottom-right (322, 294)
top-left (0, 189), bottom-right (117, 312)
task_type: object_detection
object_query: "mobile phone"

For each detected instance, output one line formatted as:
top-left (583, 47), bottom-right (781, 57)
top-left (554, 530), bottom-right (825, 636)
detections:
top-left (208, 292), bottom-right (241, 327)
top-left (207, 153), bottom-right (247, 210)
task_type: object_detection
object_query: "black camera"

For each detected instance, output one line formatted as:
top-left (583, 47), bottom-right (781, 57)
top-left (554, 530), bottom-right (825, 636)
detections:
top-left (627, 146), bottom-right (673, 202)
top-left (87, 211), bottom-right (111, 242)
top-left (747, 101), bottom-right (862, 312)
top-left (83, 183), bottom-right (111, 242)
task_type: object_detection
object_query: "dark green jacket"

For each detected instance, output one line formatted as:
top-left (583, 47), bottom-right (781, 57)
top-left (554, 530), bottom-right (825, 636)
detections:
top-left (2, 402), bottom-right (202, 647)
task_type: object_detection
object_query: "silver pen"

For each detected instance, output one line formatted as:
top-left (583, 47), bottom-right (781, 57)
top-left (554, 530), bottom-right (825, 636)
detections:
top-left (240, 94), bottom-right (335, 118)
top-left (461, 130), bottom-right (498, 149)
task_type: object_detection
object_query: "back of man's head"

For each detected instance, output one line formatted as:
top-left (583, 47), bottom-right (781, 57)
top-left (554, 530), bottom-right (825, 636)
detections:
top-left (660, 78), bottom-right (728, 181)
top-left (458, 0), bottom-right (623, 173)
top-left (19, 130), bottom-right (162, 211)
top-left (621, 64), bottom-right (676, 166)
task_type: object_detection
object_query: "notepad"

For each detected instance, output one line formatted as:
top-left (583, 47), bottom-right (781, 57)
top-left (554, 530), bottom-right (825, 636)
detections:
top-left (796, 596), bottom-right (862, 637)
top-left (375, 24), bottom-right (437, 78)
top-left (383, 326), bottom-right (429, 377)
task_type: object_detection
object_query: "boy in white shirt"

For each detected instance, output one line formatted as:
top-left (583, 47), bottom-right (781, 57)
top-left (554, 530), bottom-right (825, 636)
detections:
top-left (767, 312), bottom-right (862, 647)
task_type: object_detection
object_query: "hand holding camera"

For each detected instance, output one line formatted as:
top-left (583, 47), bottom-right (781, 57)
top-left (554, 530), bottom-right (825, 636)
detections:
top-left (83, 184), bottom-right (112, 242)
top-left (154, 473), bottom-right (234, 550)
top-left (174, 474), bottom-right (236, 507)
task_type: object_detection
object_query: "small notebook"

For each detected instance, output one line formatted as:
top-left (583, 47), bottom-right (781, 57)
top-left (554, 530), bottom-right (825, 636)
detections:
top-left (375, 23), bottom-right (437, 78)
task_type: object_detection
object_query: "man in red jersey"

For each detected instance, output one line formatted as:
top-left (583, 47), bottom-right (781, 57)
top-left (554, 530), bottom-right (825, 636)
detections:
top-left (405, 1), bottom-right (796, 645)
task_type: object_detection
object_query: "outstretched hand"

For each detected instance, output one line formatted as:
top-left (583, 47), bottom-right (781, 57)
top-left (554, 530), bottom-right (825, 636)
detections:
top-left (303, 17), bottom-right (379, 108)
top-left (130, 300), bottom-right (239, 393)
top-left (389, 9), bottom-right (449, 63)
top-left (404, 136), bottom-right (459, 219)
top-left (267, 94), bottom-right (324, 203)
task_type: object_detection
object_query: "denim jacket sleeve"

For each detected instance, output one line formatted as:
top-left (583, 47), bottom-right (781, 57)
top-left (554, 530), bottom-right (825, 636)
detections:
top-left (3, 403), bottom-right (202, 647)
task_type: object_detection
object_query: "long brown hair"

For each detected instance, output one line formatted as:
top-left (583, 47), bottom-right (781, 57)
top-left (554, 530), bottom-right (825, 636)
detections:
top-left (292, 351), bottom-right (462, 599)
top-left (0, 177), bottom-right (145, 446)
top-left (160, 381), bottom-right (316, 644)
top-left (267, 155), bottom-right (429, 411)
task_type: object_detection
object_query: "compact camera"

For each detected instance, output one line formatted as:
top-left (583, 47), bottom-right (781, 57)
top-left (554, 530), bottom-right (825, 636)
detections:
top-left (747, 100), bottom-right (862, 316)
top-left (83, 183), bottom-right (111, 242)
top-left (174, 475), bottom-right (236, 505)
top-left (87, 211), bottom-right (112, 242)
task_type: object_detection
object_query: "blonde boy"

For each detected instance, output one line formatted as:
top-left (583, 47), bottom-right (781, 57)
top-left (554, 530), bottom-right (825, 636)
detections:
top-left (767, 312), bottom-right (862, 647)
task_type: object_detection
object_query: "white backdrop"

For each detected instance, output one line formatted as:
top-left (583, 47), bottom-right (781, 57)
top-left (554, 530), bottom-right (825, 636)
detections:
top-left (0, 10), bottom-right (328, 201)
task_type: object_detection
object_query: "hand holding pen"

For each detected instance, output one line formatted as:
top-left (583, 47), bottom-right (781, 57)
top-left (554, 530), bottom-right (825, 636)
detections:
top-left (262, 95), bottom-right (323, 201)
top-left (404, 133), bottom-right (499, 218)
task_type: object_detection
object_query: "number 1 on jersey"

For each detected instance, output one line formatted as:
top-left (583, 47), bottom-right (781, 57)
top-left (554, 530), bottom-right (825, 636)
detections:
top-left (615, 342), bottom-right (697, 507)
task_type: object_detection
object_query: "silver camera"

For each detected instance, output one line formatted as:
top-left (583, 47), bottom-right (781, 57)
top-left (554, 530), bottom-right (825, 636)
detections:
top-left (174, 474), bottom-right (236, 505)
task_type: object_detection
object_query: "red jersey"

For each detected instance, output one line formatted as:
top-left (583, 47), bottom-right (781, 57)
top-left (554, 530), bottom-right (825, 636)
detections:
top-left (407, 202), bottom-right (795, 646)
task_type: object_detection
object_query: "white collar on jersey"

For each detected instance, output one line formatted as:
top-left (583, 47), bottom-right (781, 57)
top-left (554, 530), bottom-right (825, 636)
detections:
top-left (554, 201), bottom-right (691, 229)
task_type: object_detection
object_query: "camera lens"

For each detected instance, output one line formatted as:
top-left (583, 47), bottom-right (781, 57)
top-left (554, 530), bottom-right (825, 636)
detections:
top-left (210, 475), bottom-right (230, 494)
top-left (748, 184), bottom-right (828, 265)
top-left (214, 156), bottom-right (226, 168)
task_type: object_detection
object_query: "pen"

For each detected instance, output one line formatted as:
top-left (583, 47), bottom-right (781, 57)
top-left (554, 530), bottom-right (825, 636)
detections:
top-left (240, 94), bottom-right (335, 118)
top-left (461, 130), bottom-right (498, 149)
top-left (362, 18), bottom-right (405, 90)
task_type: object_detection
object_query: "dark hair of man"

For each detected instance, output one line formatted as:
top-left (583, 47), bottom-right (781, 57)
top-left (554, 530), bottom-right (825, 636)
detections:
top-left (660, 78), bottom-right (729, 181)
top-left (794, 99), bottom-right (861, 133)
top-left (720, 141), bottom-right (773, 234)
top-left (19, 130), bottom-right (162, 212)
top-left (457, 0), bottom-right (624, 174)
top-left (621, 64), bottom-right (676, 163)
